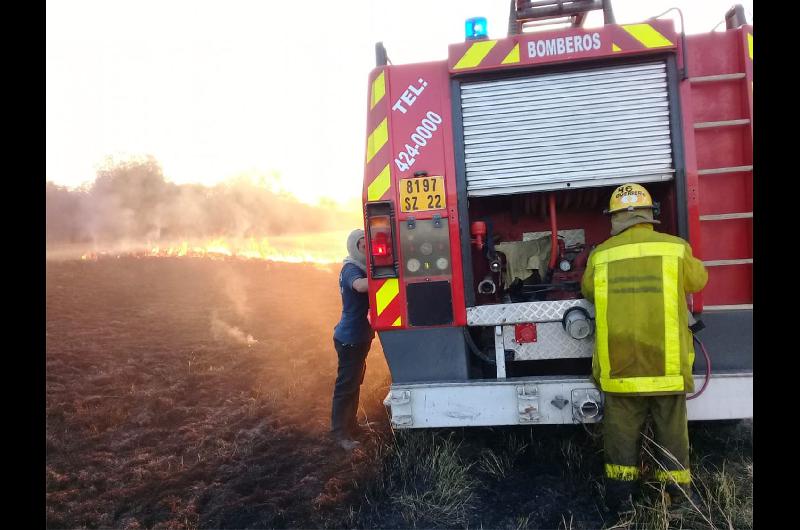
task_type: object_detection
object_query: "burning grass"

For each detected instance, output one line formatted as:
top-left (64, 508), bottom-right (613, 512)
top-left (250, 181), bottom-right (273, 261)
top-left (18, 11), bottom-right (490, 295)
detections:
top-left (47, 230), bottom-right (354, 264)
top-left (46, 257), bottom-right (752, 529)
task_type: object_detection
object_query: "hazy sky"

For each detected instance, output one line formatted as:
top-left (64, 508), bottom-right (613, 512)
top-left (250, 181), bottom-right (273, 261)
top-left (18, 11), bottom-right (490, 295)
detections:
top-left (46, 0), bottom-right (752, 204)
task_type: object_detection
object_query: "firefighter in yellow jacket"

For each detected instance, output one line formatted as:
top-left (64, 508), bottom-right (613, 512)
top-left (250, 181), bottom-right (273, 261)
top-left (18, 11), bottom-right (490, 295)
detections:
top-left (581, 183), bottom-right (708, 513)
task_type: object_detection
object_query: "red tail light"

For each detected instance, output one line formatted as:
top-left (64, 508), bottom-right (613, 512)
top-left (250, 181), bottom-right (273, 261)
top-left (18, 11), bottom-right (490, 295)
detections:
top-left (369, 215), bottom-right (394, 267)
top-left (373, 240), bottom-right (388, 256)
top-left (366, 202), bottom-right (397, 278)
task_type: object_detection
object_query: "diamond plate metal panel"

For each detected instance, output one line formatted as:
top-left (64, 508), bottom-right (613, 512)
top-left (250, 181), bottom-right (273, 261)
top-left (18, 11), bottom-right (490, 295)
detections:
top-left (503, 323), bottom-right (593, 360)
top-left (523, 229), bottom-right (585, 248)
top-left (467, 300), bottom-right (595, 326)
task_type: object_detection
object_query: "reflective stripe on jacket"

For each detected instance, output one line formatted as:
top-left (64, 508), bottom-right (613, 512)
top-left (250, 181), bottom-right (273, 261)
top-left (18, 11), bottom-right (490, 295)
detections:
top-left (581, 224), bottom-right (708, 395)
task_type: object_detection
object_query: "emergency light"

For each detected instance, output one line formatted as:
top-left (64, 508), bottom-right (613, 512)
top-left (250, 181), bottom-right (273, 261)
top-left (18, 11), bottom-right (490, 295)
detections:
top-left (465, 17), bottom-right (488, 40)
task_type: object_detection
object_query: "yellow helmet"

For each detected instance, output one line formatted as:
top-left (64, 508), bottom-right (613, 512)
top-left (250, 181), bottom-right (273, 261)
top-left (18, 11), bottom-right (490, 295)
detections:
top-left (605, 183), bottom-right (655, 214)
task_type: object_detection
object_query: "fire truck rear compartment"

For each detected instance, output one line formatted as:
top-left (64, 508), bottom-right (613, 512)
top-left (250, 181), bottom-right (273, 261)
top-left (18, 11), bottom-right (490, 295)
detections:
top-left (381, 181), bottom-right (677, 383)
top-left (466, 184), bottom-right (678, 306)
top-left (461, 182), bottom-right (679, 380)
top-left (448, 57), bottom-right (686, 381)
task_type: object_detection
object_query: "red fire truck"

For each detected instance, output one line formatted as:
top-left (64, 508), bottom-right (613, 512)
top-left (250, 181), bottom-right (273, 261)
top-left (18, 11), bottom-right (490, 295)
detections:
top-left (361, 1), bottom-right (752, 428)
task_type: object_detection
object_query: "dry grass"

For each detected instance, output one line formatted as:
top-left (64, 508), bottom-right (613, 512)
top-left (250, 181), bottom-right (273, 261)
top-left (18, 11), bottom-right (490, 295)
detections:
top-left (353, 421), bottom-right (752, 529)
top-left (478, 434), bottom-right (527, 481)
top-left (610, 451), bottom-right (753, 530)
top-left (357, 430), bottom-right (478, 527)
top-left (613, 421), bottom-right (753, 530)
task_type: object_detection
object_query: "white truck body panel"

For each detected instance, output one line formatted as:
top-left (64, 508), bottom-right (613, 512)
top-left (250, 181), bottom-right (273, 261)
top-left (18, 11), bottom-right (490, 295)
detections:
top-left (384, 373), bottom-right (752, 428)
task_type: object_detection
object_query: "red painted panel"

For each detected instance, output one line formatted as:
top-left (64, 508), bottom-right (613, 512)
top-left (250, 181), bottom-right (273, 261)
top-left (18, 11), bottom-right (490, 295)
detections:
top-left (704, 265), bottom-right (752, 306)
top-left (690, 83), bottom-right (746, 123)
top-left (699, 219), bottom-right (752, 261)
top-left (363, 66), bottom-right (403, 331)
top-left (684, 26), bottom-right (753, 308)
top-left (694, 128), bottom-right (748, 170)
top-left (698, 172), bottom-right (752, 215)
top-left (677, 58), bottom-right (703, 310)
top-left (385, 63), bottom-right (451, 218)
top-left (685, 31), bottom-right (742, 76)
top-left (378, 61), bottom-right (467, 328)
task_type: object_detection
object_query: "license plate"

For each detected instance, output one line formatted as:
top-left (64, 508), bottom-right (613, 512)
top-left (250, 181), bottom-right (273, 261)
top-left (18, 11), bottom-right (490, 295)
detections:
top-left (399, 176), bottom-right (446, 213)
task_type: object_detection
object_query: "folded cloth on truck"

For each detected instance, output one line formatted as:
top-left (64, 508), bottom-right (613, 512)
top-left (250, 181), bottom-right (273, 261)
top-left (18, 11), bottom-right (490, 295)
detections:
top-left (495, 236), bottom-right (552, 289)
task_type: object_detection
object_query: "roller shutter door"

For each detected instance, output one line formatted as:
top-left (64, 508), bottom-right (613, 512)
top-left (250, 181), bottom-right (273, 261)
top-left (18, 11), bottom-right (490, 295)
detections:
top-left (460, 61), bottom-right (674, 196)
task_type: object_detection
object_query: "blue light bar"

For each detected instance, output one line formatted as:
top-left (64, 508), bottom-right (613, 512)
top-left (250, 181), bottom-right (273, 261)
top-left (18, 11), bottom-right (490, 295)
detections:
top-left (465, 17), bottom-right (488, 40)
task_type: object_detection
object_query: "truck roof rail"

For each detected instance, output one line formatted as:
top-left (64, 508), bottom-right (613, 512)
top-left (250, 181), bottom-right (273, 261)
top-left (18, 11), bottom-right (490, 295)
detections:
top-left (375, 42), bottom-right (390, 67)
top-left (725, 4), bottom-right (748, 29)
top-left (508, 0), bottom-right (616, 36)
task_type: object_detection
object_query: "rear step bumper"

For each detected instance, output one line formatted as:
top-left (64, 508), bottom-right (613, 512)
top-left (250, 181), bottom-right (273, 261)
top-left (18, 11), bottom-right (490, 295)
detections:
top-left (383, 372), bottom-right (752, 428)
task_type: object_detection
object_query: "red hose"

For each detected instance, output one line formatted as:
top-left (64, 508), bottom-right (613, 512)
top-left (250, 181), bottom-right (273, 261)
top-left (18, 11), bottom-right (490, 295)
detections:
top-left (548, 193), bottom-right (558, 270)
top-left (687, 335), bottom-right (711, 400)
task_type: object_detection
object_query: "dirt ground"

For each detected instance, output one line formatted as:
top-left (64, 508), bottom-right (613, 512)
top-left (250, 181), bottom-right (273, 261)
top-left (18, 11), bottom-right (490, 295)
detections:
top-left (46, 258), bottom-right (752, 529)
top-left (46, 258), bottom-right (393, 529)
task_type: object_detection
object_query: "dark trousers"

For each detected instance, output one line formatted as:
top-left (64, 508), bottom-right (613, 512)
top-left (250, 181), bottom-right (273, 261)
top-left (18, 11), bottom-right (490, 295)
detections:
top-left (331, 338), bottom-right (370, 438)
top-left (603, 394), bottom-right (691, 487)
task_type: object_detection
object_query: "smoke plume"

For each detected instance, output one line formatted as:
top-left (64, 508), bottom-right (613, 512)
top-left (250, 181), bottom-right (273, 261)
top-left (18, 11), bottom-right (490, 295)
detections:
top-left (218, 269), bottom-right (250, 320)
top-left (210, 310), bottom-right (258, 347)
top-left (46, 155), bottom-right (362, 251)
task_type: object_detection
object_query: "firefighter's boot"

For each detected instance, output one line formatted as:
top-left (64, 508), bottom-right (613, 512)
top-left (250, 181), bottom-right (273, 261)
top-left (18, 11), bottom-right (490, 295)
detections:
top-left (665, 483), bottom-right (702, 509)
top-left (604, 479), bottom-right (636, 516)
top-left (335, 437), bottom-right (361, 452)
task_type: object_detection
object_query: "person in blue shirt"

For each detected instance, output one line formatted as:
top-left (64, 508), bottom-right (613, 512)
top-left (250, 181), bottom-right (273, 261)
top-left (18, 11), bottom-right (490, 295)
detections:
top-left (331, 229), bottom-right (375, 450)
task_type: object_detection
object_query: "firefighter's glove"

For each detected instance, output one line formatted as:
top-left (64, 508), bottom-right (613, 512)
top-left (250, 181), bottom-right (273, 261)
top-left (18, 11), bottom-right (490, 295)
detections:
top-left (688, 315), bottom-right (705, 334)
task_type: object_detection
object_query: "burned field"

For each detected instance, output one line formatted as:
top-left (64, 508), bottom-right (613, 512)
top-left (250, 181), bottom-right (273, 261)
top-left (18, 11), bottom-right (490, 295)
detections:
top-left (46, 258), bottom-right (752, 529)
top-left (46, 258), bottom-right (393, 529)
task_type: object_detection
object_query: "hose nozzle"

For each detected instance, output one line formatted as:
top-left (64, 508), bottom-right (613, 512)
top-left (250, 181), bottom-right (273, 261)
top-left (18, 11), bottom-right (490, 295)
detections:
top-left (478, 275), bottom-right (496, 294)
